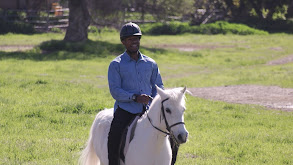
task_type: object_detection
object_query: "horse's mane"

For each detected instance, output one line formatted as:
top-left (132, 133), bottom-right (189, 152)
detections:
top-left (148, 87), bottom-right (187, 113)
top-left (164, 87), bottom-right (186, 104)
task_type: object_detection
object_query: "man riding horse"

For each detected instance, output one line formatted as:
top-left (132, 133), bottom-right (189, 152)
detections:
top-left (107, 22), bottom-right (180, 165)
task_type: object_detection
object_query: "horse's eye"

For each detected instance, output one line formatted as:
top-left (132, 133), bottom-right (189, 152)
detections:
top-left (166, 108), bottom-right (171, 114)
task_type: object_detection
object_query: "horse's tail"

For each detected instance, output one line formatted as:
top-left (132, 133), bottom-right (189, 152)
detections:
top-left (79, 121), bottom-right (100, 165)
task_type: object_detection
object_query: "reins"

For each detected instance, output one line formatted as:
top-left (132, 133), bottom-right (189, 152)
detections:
top-left (147, 97), bottom-right (185, 146)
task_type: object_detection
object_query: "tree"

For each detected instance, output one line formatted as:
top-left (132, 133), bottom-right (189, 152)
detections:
top-left (225, 0), bottom-right (292, 20)
top-left (88, 0), bottom-right (123, 27)
top-left (64, 0), bottom-right (91, 42)
top-left (287, 0), bottom-right (293, 18)
top-left (191, 0), bottom-right (227, 25)
top-left (25, 0), bottom-right (47, 21)
top-left (223, 0), bottom-right (251, 19)
top-left (149, 0), bottom-right (193, 21)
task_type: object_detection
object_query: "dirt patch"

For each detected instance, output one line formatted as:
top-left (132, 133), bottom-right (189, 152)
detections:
top-left (154, 44), bottom-right (235, 52)
top-left (0, 45), bottom-right (34, 52)
top-left (266, 54), bottom-right (293, 65)
top-left (188, 85), bottom-right (293, 111)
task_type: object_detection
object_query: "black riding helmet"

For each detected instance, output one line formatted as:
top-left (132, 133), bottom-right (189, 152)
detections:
top-left (120, 22), bottom-right (142, 41)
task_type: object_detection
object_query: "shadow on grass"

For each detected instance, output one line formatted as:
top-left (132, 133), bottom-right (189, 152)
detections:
top-left (0, 39), bottom-right (167, 61)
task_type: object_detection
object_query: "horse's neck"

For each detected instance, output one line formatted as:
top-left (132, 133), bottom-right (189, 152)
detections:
top-left (137, 98), bottom-right (168, 143)
top-left (147, 99), bottom-right (166, 130)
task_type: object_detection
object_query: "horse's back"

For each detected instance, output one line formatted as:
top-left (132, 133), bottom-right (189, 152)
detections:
top-left (94, 108), bottom-right (114, 126)
top-left (92, 108), bottom-right (114, 165)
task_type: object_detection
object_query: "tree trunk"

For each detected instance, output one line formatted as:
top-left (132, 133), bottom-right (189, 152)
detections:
top-left (286, 0), bottom-right (293, 18)
top-left (139, 0), bottom-right (146, 23)
top-left (237, 0), bottom-right (249, 18)
top-left (64, 0), bottom-right (91, 42)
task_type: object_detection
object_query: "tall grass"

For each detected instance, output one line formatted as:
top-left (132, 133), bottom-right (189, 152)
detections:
top-left (0, 31), bottom-right (292, 164)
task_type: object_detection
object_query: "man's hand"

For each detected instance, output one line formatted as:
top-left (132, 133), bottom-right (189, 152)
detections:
top-left (136, 94), bottom-right (151, 104)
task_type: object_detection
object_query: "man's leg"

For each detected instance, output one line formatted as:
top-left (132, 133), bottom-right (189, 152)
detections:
top-left (170, 137), bottom-right (180, 165)
top-left (108, 107), bottom-right (136, 165)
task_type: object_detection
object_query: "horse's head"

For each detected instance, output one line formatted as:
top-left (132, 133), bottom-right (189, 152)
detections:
top-left (156, 86), bottom-right (189, 144)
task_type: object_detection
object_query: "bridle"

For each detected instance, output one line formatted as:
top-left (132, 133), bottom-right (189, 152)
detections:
top-left (147, 98), bottom-right (185, 146)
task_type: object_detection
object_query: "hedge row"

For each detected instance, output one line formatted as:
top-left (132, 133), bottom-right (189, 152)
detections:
top-left (141, 21), bottom-right (269, 35)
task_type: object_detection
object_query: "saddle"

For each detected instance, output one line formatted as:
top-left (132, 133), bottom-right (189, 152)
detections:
top-left (120, 115), bottom-right (140, 162)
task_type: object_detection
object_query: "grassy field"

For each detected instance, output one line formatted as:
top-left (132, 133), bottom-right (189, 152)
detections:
top-left (0, 31), bottom-right (293, 165)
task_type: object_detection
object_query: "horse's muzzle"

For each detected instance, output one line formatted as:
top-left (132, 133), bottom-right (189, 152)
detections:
top-left (177, 131), bottom-right (188, 144)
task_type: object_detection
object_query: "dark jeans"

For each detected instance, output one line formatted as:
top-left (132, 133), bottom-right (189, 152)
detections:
top-left (107, 107), bottom-right (179, 165)
top-left (108, 107), bottom-right (137, 165)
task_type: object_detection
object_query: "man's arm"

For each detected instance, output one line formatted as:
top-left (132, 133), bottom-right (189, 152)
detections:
top-left (108, 62), bottom-right (134, 102)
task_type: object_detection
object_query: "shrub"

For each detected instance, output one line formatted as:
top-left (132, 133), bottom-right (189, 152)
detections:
top-left (142, 21), bottom-right (268, 35)
top-left (50, 27), bottom-right (62, 33)
top-left (142, 22), bottom-right (191, 35)
top-left (88, 26), bottom-right (99, 33)
top-left (206, 21), bottom-right (268, 35)
top-left (0, 20), bottom-right (36, 34)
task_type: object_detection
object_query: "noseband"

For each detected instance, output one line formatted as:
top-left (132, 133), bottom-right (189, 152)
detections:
top-left (147, 98), bottom-right (185, 137)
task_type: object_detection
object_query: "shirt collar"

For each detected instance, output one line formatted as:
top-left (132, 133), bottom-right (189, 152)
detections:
top-left (123, 51), bottom-right (145, 62)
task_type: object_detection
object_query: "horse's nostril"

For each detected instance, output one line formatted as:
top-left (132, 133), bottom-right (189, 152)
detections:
top-left (177, 133), bottom-right (188, 143)
top-left (178, 134), bottom-right (183, 142)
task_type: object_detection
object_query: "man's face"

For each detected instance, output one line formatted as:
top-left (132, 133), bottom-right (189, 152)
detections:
top-left (122, 36), bottom-right (140, 54)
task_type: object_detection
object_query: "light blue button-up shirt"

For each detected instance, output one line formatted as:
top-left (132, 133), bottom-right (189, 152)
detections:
top-left (108, 51), bottom-right (164, 114)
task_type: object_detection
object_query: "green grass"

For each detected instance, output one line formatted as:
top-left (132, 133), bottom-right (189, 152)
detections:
top-left (0, 33), bottom-right (63, 45)
top-left (182, 97), bottom-right (293, 164)
top-left (0, 32), bottom-right (293, 164)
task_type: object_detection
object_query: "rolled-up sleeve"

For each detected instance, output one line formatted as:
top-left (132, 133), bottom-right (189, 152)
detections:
top-left (108, 62), bottom-right (133, 102)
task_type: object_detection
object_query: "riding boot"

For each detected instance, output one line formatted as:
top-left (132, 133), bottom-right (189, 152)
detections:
top-left (108, 107), bottom-right (136, 165)
top-left (170, 137), bottom-right (179, 165)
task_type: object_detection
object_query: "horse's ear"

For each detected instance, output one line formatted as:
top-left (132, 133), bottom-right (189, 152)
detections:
top-left (181, 86), bottom-right (187, 94)
top-left (156, 85), bottom-right (167, 98)
top-left (179, 86), bottom-right (187, 99)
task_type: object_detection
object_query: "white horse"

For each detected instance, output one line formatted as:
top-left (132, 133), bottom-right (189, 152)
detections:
top-left (79, 86), bottom-right (189, 165)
